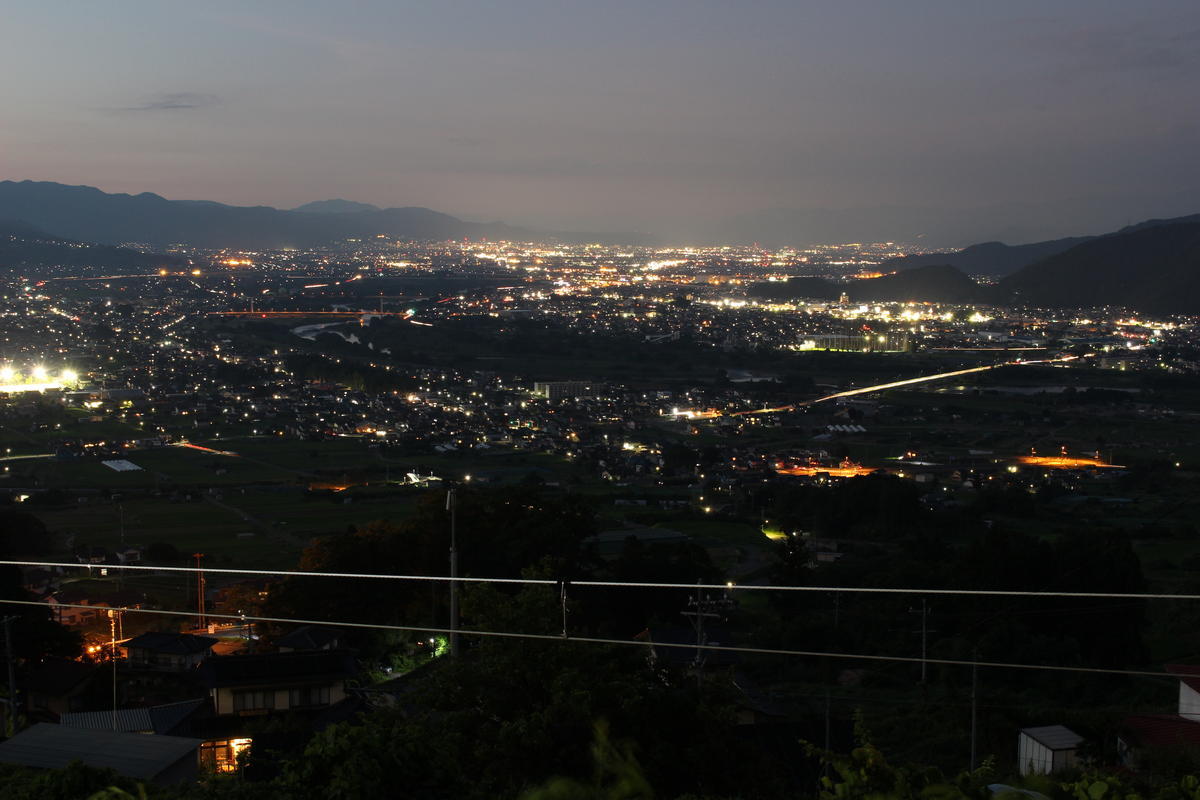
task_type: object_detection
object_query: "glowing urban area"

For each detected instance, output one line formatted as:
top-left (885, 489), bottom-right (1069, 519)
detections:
top-left (3, 217), bottom-right (1200, 797)
top-left (4, 2), bottom-right (1200, 796)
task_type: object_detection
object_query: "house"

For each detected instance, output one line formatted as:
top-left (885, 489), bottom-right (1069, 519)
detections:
top-left (24, 658), bottom-right (96, 720)
top-left (276, 625), bottom-right (345, 653)
top-left (123, 632), bottom-right (218, 672)
top-left (0, 723), bottom-right (201, 785)
top-left (61, 699), bottom-right (251, 774)
top-left (1118, 665), bottom-right (1200, 764)
top-left (1017, 725), bottom-right (1083, 776)
top-left (197, 649), bottom-right (357, 716)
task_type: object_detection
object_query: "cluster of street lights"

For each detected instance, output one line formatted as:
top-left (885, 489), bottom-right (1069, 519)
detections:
top-left (0, 364), bottom-right (79, 387)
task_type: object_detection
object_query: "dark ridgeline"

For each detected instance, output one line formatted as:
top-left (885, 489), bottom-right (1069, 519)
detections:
top-left (998, 221), bottom-right (1200, 314)
top-left (880, 236), bottom-right (1094, 278)
top-left (0, 219), bottom-right (184, 271)
top-left (753, 215), bottom-right (1200, 314)
top-left (880, 213), bottom-right (1200, 279)
top-left (0, 181), bottom-right (651, 249)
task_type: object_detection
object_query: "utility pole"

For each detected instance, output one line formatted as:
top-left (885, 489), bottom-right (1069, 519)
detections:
top-left (970, 649), bottom-right (979, 771)
top-left (193, 553), bottom-right (206, 631)
top-left (108, 610), bottom-right (117, 731)
top-left (681, 581), bottom-right (730, 692)
top-left (446, 489), bottom-right (459, 658)
top-left (3, 615), bottom-right (17, 737)
top-left (908, 599), bottom-right (931, 683)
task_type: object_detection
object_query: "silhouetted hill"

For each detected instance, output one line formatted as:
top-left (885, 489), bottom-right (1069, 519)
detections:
top-left (999, 222), bottom-right (1200, 314)
top-left (0, 181), bottom-right (648, 248)
top-left (881, 237), bottom-right (1093, 278)
top-left (292, 199), bottom-right (382, 214)
top-left (1115, 213), bottom-right (1200, 235)
top-left (850, 265), bottom-right (987, 303)
top-left (882, 213), bottom-right (1200, 278)
top-left (0, 219), bottom-right (183, 272)
top-left (749, 265), bottom-right (985, 305)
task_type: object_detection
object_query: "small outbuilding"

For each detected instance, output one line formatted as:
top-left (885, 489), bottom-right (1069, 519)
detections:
top-left (1018, 725), bottom-right (1083, 776)
top-left (0, 723), bottom-right (201, 785)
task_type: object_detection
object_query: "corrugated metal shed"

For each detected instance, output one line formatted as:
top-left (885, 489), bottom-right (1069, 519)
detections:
top-left (0, 723), bottom-right (201, 780)
top-left (1020, 725), bottom-right (1084, 750)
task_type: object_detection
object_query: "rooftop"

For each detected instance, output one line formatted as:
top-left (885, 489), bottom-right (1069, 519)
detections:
top-left (124, 631), bottom-right (219, 656)
top-left (197, 649), bottom-right (357, 689)
top-left (0, 723), bottom-right (201, 781)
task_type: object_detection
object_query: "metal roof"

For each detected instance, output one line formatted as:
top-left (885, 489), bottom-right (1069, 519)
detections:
top-left (60, 699), bottom-right (204, 735)
top-left (1020, 725), bottom-right (1083, 750)
top-left (0, 723), bottom-right (201, 780)
top-left (60, 707), bottom-right (153, 733)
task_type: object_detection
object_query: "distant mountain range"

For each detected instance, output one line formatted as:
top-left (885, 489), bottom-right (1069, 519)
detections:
top-left (0, 181), bottom-right (647, 249)
top-left (4, 179), bottom-right (1199, 315)
top-left (881, 213), bottom-right (1200, 278)
top-left (291, 199), bottom-right (383, 215)
top-left (753, 216), bottom-right (1200, 315)
top-left (999, 222), bottom-right (1200, 314)
top-left (0, 220), bottom-right (183, 272)
top-left (880, 237), bottom-right (1094, 278)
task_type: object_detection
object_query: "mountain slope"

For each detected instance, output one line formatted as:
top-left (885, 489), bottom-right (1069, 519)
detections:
top-left (0, 220), bottom-right (183, 272)
top-left (881, 237), bottom-right (1093, 278)
top-left (999, 222), bottom-right (1200, 314)
top-left (882, 213), bottom-right (1200, 279)
top-left (750, 265), bottom-right (986, 304)
top-left (0, 181), bottom-right (645, 248)
top-left (292, 199), bottom-right (382, 214)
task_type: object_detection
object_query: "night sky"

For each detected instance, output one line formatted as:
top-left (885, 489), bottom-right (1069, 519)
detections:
top-left (4, 1), bottom-right (1198, 244)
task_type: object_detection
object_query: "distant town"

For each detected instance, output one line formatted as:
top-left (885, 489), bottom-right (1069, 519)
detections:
top-left (3, 232), bottom-right (1200, 794)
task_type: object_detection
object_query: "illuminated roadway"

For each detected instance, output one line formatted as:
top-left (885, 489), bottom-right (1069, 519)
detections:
top-left (206, 311), bottom-right (413, 319)
top-left (672, 355), bottom-right (1088, 419)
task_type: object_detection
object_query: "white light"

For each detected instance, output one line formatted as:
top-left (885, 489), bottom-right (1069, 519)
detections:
top-left (61, 369), bottom-right (78, 383)
top-left (32, 365), bottom-right (47, 380)
top-left (0, 367), bottom-right (13, 381)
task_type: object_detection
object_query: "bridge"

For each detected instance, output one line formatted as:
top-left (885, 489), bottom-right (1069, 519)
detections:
top-left (205, 310), bottom-right (412, 319)
top-left (671, 354), bottom-right (1088, 420)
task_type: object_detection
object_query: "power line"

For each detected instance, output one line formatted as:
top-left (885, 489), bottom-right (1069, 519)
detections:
top-left (3, 560), bottom-right (1197, 601)
top-left (0, 597), bottom-right (1178, 681)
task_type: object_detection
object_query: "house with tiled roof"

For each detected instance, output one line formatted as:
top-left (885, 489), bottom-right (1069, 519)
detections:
top-left (123, 632), bottom-right (218, 672)
top-left (197, 649), bottom-right (357, 717)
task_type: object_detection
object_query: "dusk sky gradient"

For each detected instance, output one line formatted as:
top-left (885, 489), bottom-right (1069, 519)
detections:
top-left (3, 1), bottom-right (1199, 245)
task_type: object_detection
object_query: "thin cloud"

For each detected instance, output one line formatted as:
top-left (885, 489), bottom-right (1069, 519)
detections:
top-left (118, 92), bottom-right (220, 112)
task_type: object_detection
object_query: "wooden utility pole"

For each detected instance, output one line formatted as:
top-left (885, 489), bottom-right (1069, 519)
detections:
top-left (970, 649), bottom-right (979, 771)
top-left (446, 490), bottom-right (459, 657)
top-left (908, 599), bottom-right (932, 683)
top-left (108, 610), bottom-right (117, 731)
top-left (3, 615), bottom-right (17, 737)
top-left (193, 553), bottom-right (206, 630)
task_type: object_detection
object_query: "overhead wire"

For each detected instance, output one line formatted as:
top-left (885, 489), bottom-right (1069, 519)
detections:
top-left (0, 597), bottom-right (1180, 682)
top-left (3, 560), bottom-right (1198, 601)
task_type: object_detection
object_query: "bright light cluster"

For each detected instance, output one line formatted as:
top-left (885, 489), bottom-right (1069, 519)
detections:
top-left (0, 364), bottom-right (80, 392)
